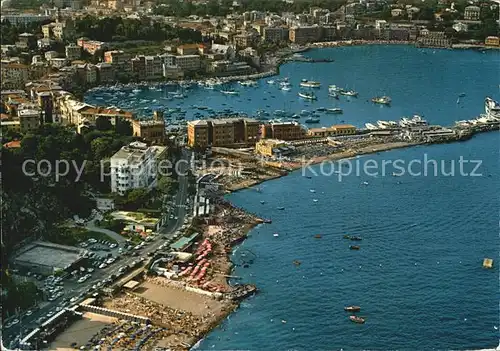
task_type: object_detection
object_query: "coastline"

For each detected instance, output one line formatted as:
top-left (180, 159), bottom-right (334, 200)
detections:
top-left (85, 40), bottom-right (497, 96)
top-left (190, 126), bottom-right (500, 348)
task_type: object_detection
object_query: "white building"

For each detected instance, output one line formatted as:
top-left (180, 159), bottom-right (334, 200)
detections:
top-left (174, 54), bottom-right (201, 72)
top-left (110, 142), bottom-right (167, 195)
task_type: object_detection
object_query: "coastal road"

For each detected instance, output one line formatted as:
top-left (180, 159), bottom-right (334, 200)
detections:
top-left (2, 149), bottom-right (193, 348)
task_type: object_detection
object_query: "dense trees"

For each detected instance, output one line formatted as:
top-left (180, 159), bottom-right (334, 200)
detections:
top-left (1, 123), bottom-right (134, 253)
top-left (154, 0), bottom-right (344, 16)
top-left (0, 19), bottom-right (46, 45)
top-left (71, 16), bottom-right (202, 43)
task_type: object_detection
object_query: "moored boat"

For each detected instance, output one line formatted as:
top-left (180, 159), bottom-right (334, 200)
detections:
top-left (349, 315), bottom-right (365, 324)
top-left (339, 89), bottom-right (358, 97)
top-left (299, 92), bottom-right (317, 100)
top-left (344, 306), bottom-right (361, 312)
top-left (326, 108), bottom-right (343, 114)
top-left (300, 80), bottom-right (321, 88)
top-left (349, 245), bottom-right (360, 250)
top-left (305, 116), bottom-right (320, 124)
top-left (371, 96), bottom-right (392, 105)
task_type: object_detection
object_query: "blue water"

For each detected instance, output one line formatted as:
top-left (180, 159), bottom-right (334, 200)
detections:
top-left (199, 132), bottom-right (499, 350)
top-left (85, 46), bottom-right (500, 350)
top-left (85, 45), bottom-right (500, 128)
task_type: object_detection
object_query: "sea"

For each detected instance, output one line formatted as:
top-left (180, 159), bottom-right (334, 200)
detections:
top-left (85, 45), bottom-right (500, 350)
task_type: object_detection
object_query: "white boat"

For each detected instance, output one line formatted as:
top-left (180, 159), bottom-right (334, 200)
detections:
top-left (326, 108), bottom-right (343, 114)
top-left (329, 85), bottom-right (341, 92)
top-left (300, 80), bottom-right (321, 88)
top-left (267, 80), bottom-right (275, 84)
top-left (132, 88), bottom-right (140, 93)
top-left (300, 109), bottom-right (311, 116)
top-left (339, 89), bottom-right (358, 97)
top-left (299, 92), bottom-right (317, 100)
top-left (239, 80), bottom-right (257, 87)
top-left (281, 86), bottom-right (291, 91)
top-left (371, 96), bottom-right (391, 105)
top-left (365, 123), bottom-right (378, 130)
top-left (221, 90), bottom-right (239, 95)
top-left (377, 120), bottom-right (398, 129)
top-left (329, 91), bottom-right (339, 99)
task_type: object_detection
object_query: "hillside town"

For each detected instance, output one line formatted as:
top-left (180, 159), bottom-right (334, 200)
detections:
top-left (1, 0), bottom-right (499, 350)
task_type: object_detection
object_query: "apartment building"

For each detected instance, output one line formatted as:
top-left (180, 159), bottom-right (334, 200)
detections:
top-left (263, 27), bottom-right (289, 43)
top-left (18, 108), bottom-right (41, 132)
top-left (233, 31), bottom-right (259, 48)
top-left (176, 44), bottom-right (201, 56)
top-left (77, 38), bottom-right (108, 55)
top-left (289, 26), bottom-right (322, 44)
top-left (260, 121), bottom-right (306, 140)
top-left (65, 44), bottom-right (81, 60)
top-left (42, 21), bottom-right (74, 41)
top-left (174, 54), bottom-right (201, 72)
top-left (307, 124), bottom-right (357, 137)
top-left (144, 56), bottom-right (163, 79)
top-left (464, 5), bottom-right (480, 20)
top-left (132, 111), bottom-right (166, 144)
top-left (110, 141), bottom-right (167, 195)
top-left (104, 50), bottom-right (131, 73)
top-left (1, 63), bottom-right (29, 89)
top-left (187, 118), bottom-right (259, 148)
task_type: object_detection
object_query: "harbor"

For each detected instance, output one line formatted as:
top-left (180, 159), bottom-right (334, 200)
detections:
top-left (81, 45), bottom-right (500, 350)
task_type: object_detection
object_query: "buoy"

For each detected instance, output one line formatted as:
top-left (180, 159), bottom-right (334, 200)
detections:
top-left (483, 258), bottom-right (493, 269)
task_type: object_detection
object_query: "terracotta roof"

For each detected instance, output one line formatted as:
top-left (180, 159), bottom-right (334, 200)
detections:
top-left (0, 113), bottom-right (11, 120)
top-left (5, 63), bottom-right (29, 69)
top-left (3, 140), bottom-right (21, 148)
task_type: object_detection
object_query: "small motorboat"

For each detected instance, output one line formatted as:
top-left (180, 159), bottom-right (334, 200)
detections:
top-left (349, 315), bottom-right (365, 324)
top-left (344, 306), bottom-right (361, 312)
top-left (293, 260), bottom-right (301, 266)
top-left (314, 234), bottom-right (322, 239)
top-left (343, 234), bottom-right (351, 239)
top-left (273, 233), bottom-right (279, 237)
top-left (350, 236), bottom-right (362, 241)
top-left (349, 245), bottom-right (360, 250)
top-left (260, 200), bottom-right (266, 204)
top-left (313, 199), bottom-right (318, 202)
top-left (277, 207), bottom-right (285, 210)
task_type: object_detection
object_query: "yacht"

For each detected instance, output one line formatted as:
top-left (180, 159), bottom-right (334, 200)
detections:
top-left (326, 108), bottom-right (343, 114)
top-left (299, 92), bottom-right (317, 100)
top-left (291, 114), bottom-right (301, 119)
top-left (305, 116), bottom-right (320, 124)
top-left (485, 97), bottom-right (500, 118)
top-left (339, 89), bottom-right (358, 97)
top-left (300, 80), bottom-right (321, 88)
top-left (328, 85), bottom-right (341, 92)
top-left (411, 115), bottom-right (428, 126)
top-left (365, 123), bottom-right (378, 130)
top-left (371, 96), bottom-right (391, 105)
top-left (377, 120), bottom-right (398, 129)
top-left (300, 109), bottom-right (311, 116)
